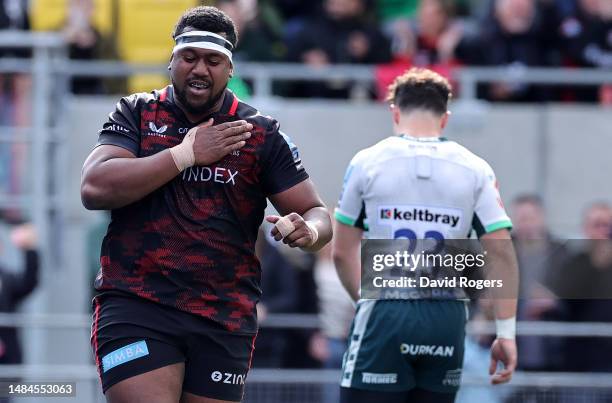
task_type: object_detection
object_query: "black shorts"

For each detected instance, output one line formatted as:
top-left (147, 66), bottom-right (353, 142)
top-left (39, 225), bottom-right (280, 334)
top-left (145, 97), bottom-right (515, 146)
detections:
top-left (90, 291), bottom-right (257, 402)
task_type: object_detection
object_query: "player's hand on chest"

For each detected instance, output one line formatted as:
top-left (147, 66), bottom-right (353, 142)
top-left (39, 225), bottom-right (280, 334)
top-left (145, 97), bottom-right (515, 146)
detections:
top-left (141, 116), bottom-right (260, 188)
top-left (190, 118), bottom-right (253, 166)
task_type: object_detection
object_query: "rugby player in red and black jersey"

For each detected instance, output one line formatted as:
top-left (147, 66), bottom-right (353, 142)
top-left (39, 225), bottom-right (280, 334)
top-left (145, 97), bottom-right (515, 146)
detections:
top-left (81, 6), bottom-right (332, 403)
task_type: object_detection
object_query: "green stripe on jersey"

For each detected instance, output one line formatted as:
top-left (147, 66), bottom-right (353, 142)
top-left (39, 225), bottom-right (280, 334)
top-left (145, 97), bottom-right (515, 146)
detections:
top-left (335, 211), bottom-right (357, 227)
top-left (486, 220), bottom-right (513, 233)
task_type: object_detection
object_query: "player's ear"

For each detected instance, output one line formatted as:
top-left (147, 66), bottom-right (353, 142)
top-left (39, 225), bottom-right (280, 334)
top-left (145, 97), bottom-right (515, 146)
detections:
top-left (390, 104), bottom-right (400, 125)
top-left (440, 111), bottom-right (451, 129)
top-left (168, 54), bottom-right (174, 71)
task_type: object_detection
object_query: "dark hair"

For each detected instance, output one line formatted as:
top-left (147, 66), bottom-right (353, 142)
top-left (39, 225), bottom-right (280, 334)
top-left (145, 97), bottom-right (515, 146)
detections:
top-left (173, 6), bottom-right (238, 48)
top-left (386, 68), bottom-right (452, 115)
top-left (512, 194), bottom-right (543, 207)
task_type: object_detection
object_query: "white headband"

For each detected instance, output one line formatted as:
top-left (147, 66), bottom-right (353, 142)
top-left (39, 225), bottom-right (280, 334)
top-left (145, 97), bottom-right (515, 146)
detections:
top-left (173, 30), bottom-right (233, 63)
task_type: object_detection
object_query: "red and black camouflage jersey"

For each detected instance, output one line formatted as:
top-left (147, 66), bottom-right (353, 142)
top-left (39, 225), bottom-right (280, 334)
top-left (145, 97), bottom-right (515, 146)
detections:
top-left (94, 86), bottom-right (308, 334)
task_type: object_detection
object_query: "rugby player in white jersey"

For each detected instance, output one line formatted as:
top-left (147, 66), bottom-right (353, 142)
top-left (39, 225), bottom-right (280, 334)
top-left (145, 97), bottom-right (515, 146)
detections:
top-left (333, 68), bottom-right (518, 403)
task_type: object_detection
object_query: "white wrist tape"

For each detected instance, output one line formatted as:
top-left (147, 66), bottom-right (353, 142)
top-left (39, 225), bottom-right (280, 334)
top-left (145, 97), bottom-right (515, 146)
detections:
top-left (305, 221), bottom-right (319, 246)
top-left (496, 317), bottom-right (516, 339)
top-left (169, 127), bottom-right (197, 172)
top-left (275, 216), bottom-right (295, 238)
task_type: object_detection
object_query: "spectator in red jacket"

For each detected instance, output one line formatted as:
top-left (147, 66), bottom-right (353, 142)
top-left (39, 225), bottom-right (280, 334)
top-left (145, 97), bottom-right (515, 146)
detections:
top-left (389, 0), bottom-right (464, 67)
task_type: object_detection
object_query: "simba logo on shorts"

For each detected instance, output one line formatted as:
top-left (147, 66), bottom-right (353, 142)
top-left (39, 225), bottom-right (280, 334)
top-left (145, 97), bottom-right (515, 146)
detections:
top-left (361, 372), bottom-right (397, 384)
top-left (102, 340), bottom-right (149, 372)
top-left (400, 343), bottom-right (454, 357)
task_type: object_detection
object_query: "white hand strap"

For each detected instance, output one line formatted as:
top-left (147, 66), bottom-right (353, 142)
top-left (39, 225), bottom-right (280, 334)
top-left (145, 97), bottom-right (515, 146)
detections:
top-left (496, 317), bottom-right (516, 340)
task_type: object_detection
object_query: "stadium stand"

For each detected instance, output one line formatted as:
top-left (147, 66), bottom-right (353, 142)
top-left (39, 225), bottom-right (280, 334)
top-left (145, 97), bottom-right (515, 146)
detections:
top-left (30, 0), bottom-right (113, 36)
top-left (116, 0), bottom-right (197, 93)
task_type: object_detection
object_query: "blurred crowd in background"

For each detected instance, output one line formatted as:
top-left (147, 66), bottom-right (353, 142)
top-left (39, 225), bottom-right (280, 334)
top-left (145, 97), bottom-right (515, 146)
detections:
top-left (0, 0), bottom-right (610, 102)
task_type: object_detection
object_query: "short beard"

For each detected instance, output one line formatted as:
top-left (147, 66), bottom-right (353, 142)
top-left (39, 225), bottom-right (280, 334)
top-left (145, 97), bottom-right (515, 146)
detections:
top-left (172, 80), bottom-right (227, 117)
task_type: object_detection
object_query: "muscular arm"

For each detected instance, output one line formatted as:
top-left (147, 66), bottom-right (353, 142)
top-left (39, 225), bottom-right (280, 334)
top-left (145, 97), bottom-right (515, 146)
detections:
top-left (267, 179), bottom-right (332, 252)
top-left (332, 221), bottom-right (362, 302)
top-left (81, 145), bottom-right (179, 210)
